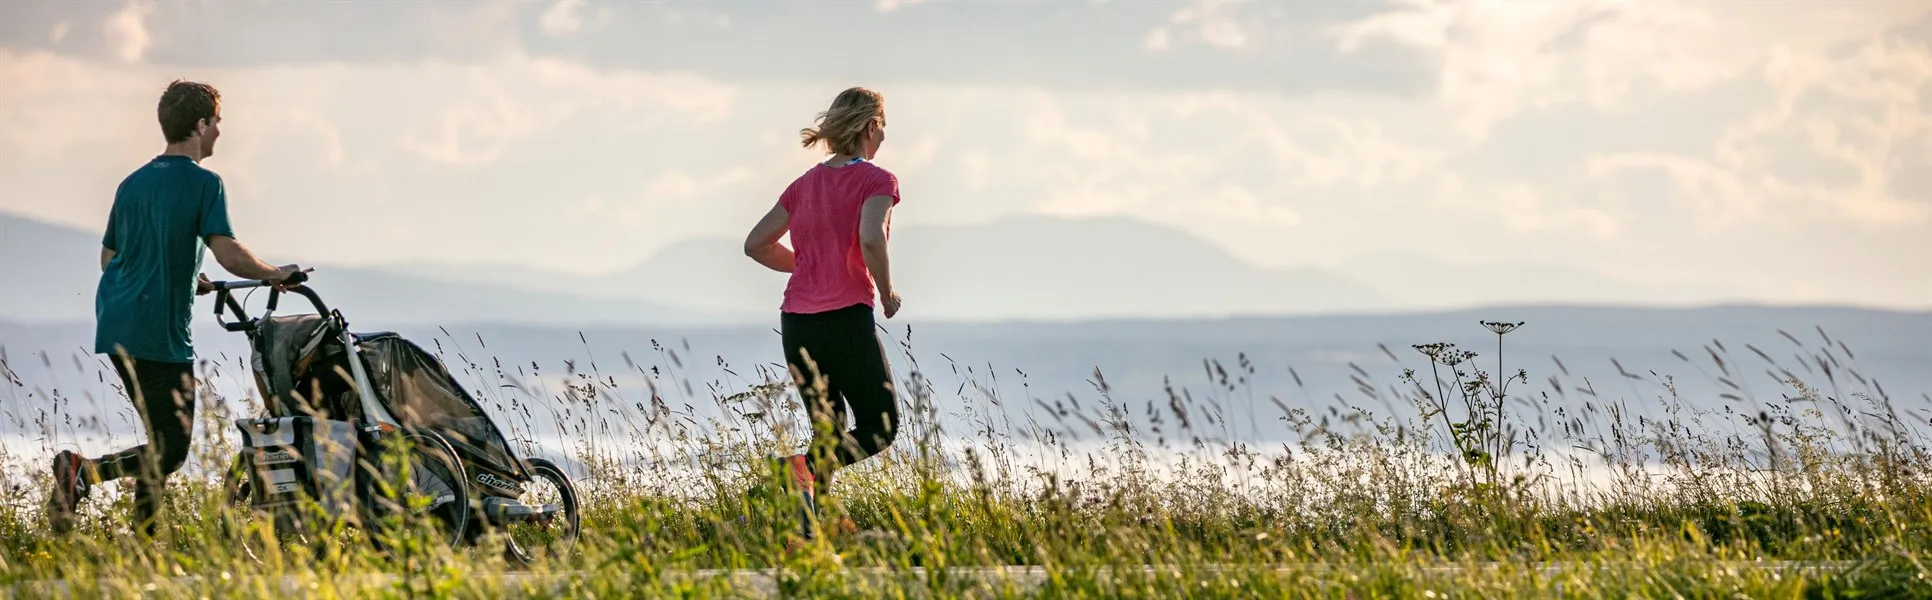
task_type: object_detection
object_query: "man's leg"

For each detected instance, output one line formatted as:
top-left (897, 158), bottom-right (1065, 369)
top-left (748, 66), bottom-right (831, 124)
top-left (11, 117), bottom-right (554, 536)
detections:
top-left (45, 357), bottom-right (145, 533)
top-left (81, 357), bottom-right (196, 536)
top-left (134, 361), bottom-right (196, 536)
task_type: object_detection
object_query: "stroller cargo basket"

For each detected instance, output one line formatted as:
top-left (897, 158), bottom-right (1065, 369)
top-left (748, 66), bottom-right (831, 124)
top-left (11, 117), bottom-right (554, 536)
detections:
top-left (235, 416), bottom-right (360, 519)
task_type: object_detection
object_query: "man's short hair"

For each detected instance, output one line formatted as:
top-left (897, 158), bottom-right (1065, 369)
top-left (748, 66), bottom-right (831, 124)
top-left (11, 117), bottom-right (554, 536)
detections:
top-left (157, 80), bottom-right (220, 144)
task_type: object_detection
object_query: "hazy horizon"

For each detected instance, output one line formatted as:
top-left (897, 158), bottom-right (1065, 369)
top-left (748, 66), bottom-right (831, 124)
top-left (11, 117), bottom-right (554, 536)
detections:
top-left (10, 209), bottom-right (1926, 330)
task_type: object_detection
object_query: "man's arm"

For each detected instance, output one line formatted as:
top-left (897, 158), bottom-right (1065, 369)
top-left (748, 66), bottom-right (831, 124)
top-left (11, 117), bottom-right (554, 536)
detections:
top-left (100, 248), bottom-right (115, 271)
top-left (207, 235), bottom-right (294, 281)
top-left (743, 201), bottom-right (795, 273)
top-left (198, 175), bottom-right (296, 282)
top-left (858, 194), bottom-right (897, 315)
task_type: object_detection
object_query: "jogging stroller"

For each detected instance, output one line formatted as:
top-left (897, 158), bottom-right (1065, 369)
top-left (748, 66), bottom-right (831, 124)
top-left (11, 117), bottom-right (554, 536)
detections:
top-left (213, 274), bottom-right (580, 564)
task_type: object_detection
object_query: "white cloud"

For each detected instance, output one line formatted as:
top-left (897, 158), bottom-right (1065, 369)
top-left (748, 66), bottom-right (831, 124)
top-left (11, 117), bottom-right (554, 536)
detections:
top-left (401, 91), bottom-right (534, 166)
top-left (50, 23), bottom-right (70, 43)
top-left (1145, 0), bottom-right (1250, 52)
top-left (104, 0), bottom-right (154, 63)
top-left (398, 55), bottom-right (738, 165)
top-left (425, 1), bottom-right (533, 60)
top-left (1238, 112), bottom-right (1442, 192)
top-left (983, 90), bottom-right (1469, 241)
top-left (561, 166), bottom-right (756, 229)
top-left (1045, 181), bottom-right (1302, 229)
top-left (540, 0), bottom-right (584, 37)
top-left (876, 0), bottom-right (926, 14)
top-left (1326, 0), bottom-right (1853, 141)
top-left (1193, 93), bottom-right (1616, 240)
top-left (1587, 24), bottom-right (1932, 232)
top-left (957, 151), bottom-right (991, 191)
top-left (0, 49), bottom-right (159, 159)
top-left (1318, 0), bottom-right (1932, 240)
top-left (1144, 28), bottom-right (1172, 52)
top-left (1435, 179), bottom-right (1618, 238)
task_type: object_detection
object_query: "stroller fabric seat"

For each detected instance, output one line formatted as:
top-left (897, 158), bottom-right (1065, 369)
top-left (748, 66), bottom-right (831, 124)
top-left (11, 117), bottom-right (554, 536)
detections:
top-left (253, 313), bottom-right (355, 420)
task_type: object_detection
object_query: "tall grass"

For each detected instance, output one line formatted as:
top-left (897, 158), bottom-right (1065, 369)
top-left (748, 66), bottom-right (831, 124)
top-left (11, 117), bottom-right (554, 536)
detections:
top-left (0, 319), bottom-right (1927, 598)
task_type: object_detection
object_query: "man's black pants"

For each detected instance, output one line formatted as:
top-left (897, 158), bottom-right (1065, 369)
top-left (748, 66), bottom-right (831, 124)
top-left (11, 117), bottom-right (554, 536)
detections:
top-left (93, 357), bottom-right (197, 536)
top-left (781, 303), bottom-right (900, 497)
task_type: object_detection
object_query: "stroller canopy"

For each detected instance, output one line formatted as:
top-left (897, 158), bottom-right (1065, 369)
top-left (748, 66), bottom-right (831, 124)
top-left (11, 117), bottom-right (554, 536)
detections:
top-left (360, 334), bottom-right (526, 479)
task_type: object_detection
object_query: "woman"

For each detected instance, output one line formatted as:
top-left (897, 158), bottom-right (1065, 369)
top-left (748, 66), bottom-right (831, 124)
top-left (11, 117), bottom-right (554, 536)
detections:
top-left (743, 87), bottom-right (901, 537)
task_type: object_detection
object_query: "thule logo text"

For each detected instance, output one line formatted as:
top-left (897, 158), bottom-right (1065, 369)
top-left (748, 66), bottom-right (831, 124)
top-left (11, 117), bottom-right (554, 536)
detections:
top-left (477, 472), bottom-right (519, 492)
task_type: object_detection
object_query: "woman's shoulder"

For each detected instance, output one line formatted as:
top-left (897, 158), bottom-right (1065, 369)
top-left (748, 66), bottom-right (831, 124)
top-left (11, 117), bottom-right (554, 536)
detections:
top-left (855, 162), bottom-right (899, 203)
top-left (791, 160), bottom-right (897, 186)
top-left (795, 160), bottom-right (897, 182)
top-left (853, 161), bottom-right (898, 185)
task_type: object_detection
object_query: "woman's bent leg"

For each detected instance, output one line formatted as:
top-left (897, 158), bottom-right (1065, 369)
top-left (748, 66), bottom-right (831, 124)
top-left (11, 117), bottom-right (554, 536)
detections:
top-left (779, 305), bottom-right (899, 493)
top-left (782, 311), bottom-right (846, 498)
top-left (830, 315), bottom-right (898, 467)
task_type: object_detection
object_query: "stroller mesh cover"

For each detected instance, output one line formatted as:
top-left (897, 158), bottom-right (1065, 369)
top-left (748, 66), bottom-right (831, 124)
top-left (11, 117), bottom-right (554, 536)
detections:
top-left (359, 333), bottom-right (525, 479)
top-left (249, 314), bottom-right (527, 482)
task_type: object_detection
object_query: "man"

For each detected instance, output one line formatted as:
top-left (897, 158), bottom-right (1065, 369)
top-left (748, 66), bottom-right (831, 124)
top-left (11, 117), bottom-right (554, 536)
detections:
top-left (47, 79), bottom-right (304, 537)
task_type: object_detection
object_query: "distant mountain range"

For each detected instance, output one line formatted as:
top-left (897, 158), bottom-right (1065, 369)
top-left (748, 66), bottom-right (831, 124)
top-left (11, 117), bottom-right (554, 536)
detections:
top-left (386, 215), bottom-right (1408, 322)
top-left (3, 211), bottom-right (1764, 327)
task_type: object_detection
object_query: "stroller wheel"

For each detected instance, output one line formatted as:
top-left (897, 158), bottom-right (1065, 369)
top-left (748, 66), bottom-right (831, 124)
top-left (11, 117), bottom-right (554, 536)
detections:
top-left (503, 457), bottom-right (581, 567)
top-left (366, 431), bottom-right (472, 555)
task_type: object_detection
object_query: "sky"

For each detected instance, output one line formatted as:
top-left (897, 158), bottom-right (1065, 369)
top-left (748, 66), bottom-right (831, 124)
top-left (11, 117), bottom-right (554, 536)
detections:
top-left (2, 0), bottom-right (1929, 311)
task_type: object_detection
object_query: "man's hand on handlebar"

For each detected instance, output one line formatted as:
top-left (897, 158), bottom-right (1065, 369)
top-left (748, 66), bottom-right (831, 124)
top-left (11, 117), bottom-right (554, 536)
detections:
top-left (207, 267), bottom-right (310, 292)
top-left (210, 266), bottom-right (326, 333)
top-left (196, 273), bottom-right (216, 296)
top-left (274, 265), bottom-right (312, 291)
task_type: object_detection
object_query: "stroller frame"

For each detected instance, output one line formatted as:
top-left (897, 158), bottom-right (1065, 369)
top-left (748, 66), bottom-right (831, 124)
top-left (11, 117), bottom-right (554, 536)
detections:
top-left (213, 275), bottom-right (579, 564)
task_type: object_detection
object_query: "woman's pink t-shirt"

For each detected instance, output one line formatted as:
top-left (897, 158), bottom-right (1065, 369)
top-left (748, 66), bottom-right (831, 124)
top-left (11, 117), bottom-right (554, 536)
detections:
top-left (779, 160), bottom-right (901, 315)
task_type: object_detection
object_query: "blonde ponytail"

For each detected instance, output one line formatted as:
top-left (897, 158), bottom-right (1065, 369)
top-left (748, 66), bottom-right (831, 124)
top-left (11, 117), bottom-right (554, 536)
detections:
top-left (800, 87), bottom-right (885, 156)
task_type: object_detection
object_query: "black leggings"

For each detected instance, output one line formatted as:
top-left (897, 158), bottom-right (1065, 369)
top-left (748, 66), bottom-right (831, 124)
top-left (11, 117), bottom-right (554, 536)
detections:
top-left (94, 357), bottom-right (197, 534)
top-left (781, 304), bottom-right (899, 495)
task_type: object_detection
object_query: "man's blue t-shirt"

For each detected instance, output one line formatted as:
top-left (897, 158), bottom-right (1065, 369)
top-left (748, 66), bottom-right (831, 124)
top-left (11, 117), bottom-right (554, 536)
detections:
top-left (95, 154), bottom-right (235, 364)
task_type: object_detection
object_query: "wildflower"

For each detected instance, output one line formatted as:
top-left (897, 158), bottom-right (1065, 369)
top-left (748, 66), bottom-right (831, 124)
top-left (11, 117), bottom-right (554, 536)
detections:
top-left (1482, 321), bottom-right (1523, 335)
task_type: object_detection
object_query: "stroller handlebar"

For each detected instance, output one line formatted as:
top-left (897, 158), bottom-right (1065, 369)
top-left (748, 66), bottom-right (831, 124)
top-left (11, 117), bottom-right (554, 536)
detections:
top-left (211, 269), bottom-right (308, 291)
top-left (211, 272), bottom-right (330, 332)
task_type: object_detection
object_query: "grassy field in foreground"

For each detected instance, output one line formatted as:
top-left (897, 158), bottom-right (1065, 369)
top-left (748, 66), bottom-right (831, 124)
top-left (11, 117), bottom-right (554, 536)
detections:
top-left (0, 321), bottom-right (1928, 598)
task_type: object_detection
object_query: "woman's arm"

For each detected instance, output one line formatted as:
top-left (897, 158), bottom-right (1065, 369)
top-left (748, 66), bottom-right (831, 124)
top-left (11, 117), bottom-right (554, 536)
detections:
top-left (858, 194), bottom-right (899, 317)
top-left (743, 201), bottom-right (795, 273)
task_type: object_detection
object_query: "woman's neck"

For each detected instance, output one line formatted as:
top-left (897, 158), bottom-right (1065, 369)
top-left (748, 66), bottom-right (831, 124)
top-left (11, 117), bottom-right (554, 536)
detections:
top-left (824, 153), bottom-right (866, 167)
